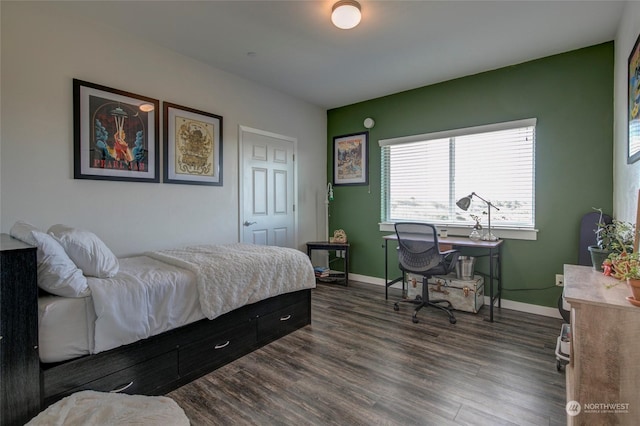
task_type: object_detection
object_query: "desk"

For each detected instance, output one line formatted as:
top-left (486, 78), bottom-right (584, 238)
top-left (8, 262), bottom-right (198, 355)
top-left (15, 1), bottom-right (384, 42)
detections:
top-left (383, 234), bottom-right (503, 322)
top-left (306, 241), bottom-right (350, 286)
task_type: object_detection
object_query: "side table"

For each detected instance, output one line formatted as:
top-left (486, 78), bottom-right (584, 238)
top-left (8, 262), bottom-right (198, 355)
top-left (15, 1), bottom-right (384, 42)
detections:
top-left (306, 241), bottom-right (350, 286)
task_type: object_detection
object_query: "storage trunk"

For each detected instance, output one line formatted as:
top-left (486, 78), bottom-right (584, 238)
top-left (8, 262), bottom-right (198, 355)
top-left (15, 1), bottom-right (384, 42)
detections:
top-left (406, 273), bottom-right (484, 313)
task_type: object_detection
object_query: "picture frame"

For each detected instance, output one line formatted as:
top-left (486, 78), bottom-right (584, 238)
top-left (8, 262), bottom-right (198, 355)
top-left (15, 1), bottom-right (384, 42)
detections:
top-left (163, 102), bottom-right (223, 186)
top-left (333, 132), bottom-right (369, 186)
top-left (628, 32), bottom-right (640, 164)
top-left (73, 79), bottom-right (159, 182)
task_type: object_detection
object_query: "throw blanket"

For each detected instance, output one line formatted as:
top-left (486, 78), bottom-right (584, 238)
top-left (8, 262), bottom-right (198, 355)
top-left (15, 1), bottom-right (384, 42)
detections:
top-left (26, 391), bottom-right (189, 426)
top-left (147, 243), bottom-right (316, 319)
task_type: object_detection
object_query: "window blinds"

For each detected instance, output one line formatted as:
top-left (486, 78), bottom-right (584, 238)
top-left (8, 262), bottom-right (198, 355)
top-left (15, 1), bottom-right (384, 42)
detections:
top-left (380, 119), bottom-right (536, 228)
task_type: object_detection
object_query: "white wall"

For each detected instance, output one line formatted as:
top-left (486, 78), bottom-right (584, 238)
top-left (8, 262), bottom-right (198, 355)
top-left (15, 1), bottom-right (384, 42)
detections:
top-left (614, 1), bottom-right (640, 222)
top-left (0, 2), bottom-right (327, 256)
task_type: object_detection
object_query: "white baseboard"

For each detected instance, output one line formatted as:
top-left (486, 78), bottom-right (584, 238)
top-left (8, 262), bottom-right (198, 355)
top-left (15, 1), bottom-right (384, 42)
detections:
top-left (349, 272), bottom-right (562, 319)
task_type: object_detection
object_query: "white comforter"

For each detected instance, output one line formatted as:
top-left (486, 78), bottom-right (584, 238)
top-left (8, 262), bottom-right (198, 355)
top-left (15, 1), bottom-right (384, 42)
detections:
top-left (88, 244), bottom-right (315, 355)
top-left (146, 243), bottom-right (316, 319)
top-left (87, 256), bottom-right (202, 354)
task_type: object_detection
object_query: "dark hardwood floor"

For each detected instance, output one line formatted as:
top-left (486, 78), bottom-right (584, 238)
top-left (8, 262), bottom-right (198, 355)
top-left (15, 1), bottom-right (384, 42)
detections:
top-left (168, 282), bottom-right (567, 425)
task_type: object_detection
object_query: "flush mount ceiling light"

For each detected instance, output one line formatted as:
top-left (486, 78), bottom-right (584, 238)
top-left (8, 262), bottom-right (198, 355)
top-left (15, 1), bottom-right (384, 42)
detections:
top-left (331, 0), bottom-right (361, 30)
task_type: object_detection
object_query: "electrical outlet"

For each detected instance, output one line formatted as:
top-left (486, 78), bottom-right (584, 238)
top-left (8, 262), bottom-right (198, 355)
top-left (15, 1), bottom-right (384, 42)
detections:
top-left (556, 274), bottom-right (564, 287)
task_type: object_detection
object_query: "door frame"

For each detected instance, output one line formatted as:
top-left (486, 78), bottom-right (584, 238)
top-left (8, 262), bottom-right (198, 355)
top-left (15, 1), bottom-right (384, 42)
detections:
top-left (238, 125), bottom-right (298, 247)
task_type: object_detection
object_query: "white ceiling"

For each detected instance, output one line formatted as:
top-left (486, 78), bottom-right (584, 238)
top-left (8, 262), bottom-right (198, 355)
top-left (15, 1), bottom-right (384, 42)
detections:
top-left (60, 0), bottom-right (625, 109)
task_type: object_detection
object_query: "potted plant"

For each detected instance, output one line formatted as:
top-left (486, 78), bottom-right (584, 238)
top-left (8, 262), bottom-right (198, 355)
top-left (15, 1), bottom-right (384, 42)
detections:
top-left (588, 209), bottom-right (635, 271)
top-left (607, 251), bottom-right (640, 299)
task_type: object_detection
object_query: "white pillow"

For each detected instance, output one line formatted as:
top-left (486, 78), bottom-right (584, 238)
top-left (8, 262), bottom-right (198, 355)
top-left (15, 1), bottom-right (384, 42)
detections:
top-left (9, 220), bottom-right (40, 246)
top-left (31, 231), bottom-right (90, 298)
top-left (48, 224), bottom-right (119, 278)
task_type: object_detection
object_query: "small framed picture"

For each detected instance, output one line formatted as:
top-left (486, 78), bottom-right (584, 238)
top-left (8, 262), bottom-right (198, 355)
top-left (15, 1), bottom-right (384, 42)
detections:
top-left (163, 102), bottom-right (223, 186)
top-left (73, 79), bottom-right (160, 182)
top-left (333, 132), bottom-right (369, 186)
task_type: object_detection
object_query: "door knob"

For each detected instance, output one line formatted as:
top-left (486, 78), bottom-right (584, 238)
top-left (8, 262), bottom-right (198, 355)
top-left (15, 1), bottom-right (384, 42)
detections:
top-left (243, 221), bottom-right (257, 227)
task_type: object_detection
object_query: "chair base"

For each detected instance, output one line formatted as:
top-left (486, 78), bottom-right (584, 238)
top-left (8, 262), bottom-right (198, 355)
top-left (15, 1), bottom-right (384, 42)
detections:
top-left (394, 296), bottom-right (457, 324)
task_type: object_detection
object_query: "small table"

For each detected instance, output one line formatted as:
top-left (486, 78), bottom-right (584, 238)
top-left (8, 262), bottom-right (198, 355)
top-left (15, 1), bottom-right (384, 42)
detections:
top-left (306, 241), bottom-right (350, 286)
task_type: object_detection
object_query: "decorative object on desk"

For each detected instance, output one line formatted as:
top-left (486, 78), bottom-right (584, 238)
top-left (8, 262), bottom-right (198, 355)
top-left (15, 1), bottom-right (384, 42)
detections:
top-left (469, 214), bottom-right (483, 241)
top-left (456, 192), bottom-right (499, 241)
top-left (330, 229), bottom-right (347, 243)
top-left (73, 79), bottom-right (160, 183)
top-left (607, 249), bottom-right (640, 299)
top-left (333, 132), bottom-right (368, 186)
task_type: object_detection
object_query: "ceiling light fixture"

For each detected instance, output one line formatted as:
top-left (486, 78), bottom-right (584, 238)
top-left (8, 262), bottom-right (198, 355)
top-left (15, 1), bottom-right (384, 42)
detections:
top-left (331, 0), bottom-right (361, 30)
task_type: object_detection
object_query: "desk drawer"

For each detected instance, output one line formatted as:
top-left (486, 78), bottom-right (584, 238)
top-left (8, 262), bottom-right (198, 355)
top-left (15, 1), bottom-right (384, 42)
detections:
top-left (45, 351), bottom-right (177, 405)
top-left (257, 300), bottom-right (310, 344)
top-left (178, 322), bottom-right (255, 377)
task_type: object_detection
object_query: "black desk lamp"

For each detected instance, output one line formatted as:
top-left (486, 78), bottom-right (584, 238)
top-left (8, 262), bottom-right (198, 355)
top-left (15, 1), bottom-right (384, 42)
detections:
top-left (456, 192), bottom-right (500, 241)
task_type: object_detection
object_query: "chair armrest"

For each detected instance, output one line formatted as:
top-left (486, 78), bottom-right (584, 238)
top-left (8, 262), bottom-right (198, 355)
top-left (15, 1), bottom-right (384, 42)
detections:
top-left (441, 250), bottom-right (460, 274)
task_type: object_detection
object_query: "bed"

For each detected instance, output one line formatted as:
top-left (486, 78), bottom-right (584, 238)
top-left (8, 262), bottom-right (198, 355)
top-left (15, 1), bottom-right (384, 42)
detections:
top-left (7, 222), bottom-right (315, 414)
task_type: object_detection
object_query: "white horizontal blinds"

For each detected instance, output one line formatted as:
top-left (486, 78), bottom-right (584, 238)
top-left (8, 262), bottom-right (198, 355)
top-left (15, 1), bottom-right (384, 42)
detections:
top-left (388, 138), bottom-right (449, 222)
top-left (454, 126), bottom-right (535, 227)
top-left (381, 119), bottom-right (535, 228)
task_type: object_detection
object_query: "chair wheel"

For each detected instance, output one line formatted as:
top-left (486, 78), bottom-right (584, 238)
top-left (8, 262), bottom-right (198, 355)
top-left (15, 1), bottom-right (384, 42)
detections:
top-left (412, 316), bottom-right (419, 324)
top-left (393, 303), bottom-right (399, 311)
top-left (449, 317), bottom-right (457, 324)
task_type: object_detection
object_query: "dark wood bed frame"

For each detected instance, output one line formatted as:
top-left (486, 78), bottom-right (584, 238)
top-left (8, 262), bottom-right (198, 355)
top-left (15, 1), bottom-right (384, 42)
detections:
top-left (0, 234), bottom-right (312, 426)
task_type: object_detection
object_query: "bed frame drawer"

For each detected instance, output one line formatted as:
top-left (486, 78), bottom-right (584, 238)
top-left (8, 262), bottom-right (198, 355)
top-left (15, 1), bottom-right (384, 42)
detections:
top-left (44, 351), bottom-right (178, 405)
top-left (178, 322), bottom-right (255, 378)
top-left (257, 300), bottom-right (310, 344)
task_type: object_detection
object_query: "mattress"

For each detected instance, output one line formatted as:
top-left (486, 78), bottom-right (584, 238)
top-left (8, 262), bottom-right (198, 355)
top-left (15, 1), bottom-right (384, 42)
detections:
top-left (38, 295), bottom-right (96, 363)
top-left (38, 255), bottom-right (202, 363)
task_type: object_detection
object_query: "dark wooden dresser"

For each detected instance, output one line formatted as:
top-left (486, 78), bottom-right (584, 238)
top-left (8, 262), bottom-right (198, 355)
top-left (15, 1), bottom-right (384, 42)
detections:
top-left (0, 233), bottom-right (40, 426)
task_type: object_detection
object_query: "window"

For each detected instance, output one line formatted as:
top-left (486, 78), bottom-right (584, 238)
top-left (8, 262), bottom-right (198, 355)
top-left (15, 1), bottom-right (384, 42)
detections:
top-left (380, 119), bottom-right (536, 230)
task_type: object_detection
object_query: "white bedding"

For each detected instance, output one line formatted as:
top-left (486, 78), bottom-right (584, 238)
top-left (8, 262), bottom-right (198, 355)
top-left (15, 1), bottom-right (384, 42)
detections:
top-left (40, 244), bottom-right (315, 360)
top-left (146, 243), bottom-right (316, 319)
top-left (39, 295), bottom-right (95, 363)
top-left (88, 256), bottom-right (203, 354)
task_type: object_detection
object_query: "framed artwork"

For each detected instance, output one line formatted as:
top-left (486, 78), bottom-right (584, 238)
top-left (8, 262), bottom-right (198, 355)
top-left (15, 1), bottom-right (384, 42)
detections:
top-left (628, 32), bottom-right (640, 164)
top-left (73, 79), bottom-right (159, 182)
top-left (333, 131), bottom-right (368, 186)
top-left (163, 102), bottom-right (223, 186)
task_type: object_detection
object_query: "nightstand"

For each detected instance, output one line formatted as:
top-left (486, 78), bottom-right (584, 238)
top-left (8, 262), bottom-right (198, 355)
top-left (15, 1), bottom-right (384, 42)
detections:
top-left (306, 241), bottom-right (350, 286)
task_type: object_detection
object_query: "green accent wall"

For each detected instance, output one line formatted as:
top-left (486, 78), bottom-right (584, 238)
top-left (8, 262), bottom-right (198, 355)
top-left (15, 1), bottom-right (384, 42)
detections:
top-left (327, 42), bottom-right (614, 308)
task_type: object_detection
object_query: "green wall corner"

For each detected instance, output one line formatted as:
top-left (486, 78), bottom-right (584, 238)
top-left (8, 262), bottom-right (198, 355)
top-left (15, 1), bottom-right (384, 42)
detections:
top-left (326, 42), bottom-right (614, 308)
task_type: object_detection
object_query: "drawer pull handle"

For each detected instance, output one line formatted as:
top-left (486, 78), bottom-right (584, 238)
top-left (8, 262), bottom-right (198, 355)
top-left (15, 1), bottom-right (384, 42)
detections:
top-left (109, 381), bottom-right (134, 393)
top-left (280, 314), bottom-right (292, 321)
top-left (215, 341), bottom-right (230, 349)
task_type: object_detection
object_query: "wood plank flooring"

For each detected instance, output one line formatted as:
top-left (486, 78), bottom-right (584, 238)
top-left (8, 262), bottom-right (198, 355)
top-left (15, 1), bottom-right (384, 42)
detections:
top-left (168, 282), bottom-right (567, 425)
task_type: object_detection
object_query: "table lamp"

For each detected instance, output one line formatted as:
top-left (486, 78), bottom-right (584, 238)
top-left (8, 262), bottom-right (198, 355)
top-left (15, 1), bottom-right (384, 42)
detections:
top-left (456, 192), bottom-right (500, 241)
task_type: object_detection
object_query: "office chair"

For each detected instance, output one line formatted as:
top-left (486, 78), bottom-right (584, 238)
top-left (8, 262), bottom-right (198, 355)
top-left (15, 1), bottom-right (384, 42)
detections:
top-left (393, 222), bottom-right (459, 324)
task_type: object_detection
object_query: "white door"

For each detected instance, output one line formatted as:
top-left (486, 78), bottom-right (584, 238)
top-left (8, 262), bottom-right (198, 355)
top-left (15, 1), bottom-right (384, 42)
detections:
top-left (239, 126), bottom-right (297, 247)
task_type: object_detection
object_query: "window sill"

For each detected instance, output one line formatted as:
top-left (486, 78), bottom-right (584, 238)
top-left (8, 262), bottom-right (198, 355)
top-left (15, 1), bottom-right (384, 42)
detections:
top-left (378, 222), bottom-right (538, 241)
